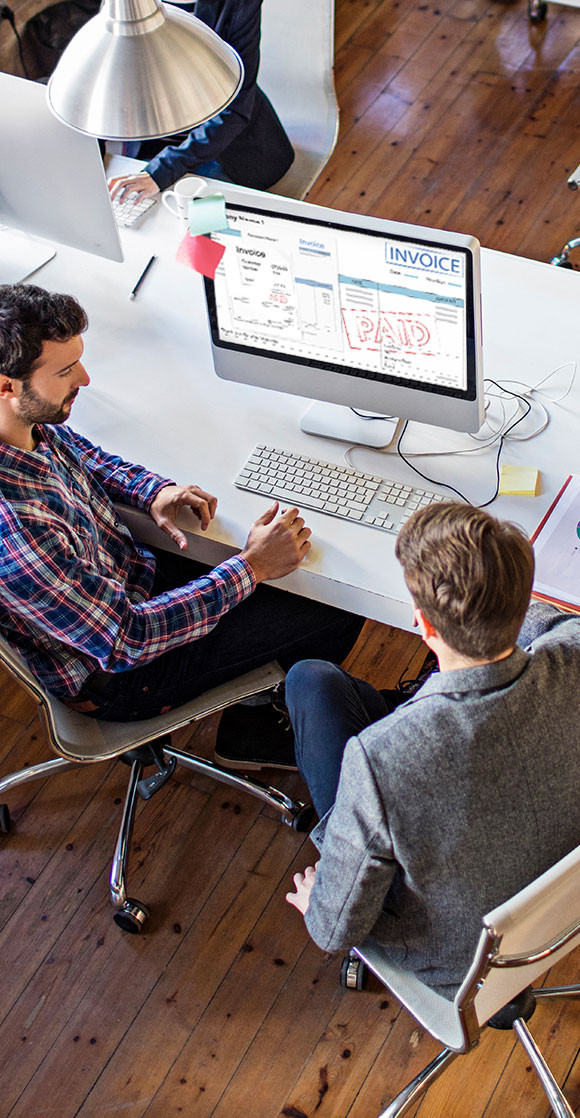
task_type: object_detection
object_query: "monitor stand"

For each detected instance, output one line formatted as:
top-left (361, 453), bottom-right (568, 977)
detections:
top-left (300, 401), bottom-right (402, 449)
top-left (0, 228), bottom-right (56, 283)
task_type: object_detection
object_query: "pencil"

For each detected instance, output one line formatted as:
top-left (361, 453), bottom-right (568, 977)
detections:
top-left (129, 255), bottom-right (156, 300)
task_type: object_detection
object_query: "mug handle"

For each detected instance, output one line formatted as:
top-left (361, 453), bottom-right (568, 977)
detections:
top-left (161, 191), bottom-right (179, 217)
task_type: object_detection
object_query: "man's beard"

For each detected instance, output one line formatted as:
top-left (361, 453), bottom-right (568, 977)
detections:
top-left (17, 382), bottom-right (77, 426)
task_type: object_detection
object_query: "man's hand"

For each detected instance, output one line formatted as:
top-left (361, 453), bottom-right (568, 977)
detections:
top-left (240, 502), bottom-right (311, 582)
top-left (150, 484), bottom-right (217, 550)
top-left (108, 172), bottom-right (159, 204)
top-left (286, 863), bottom-right (318, 916)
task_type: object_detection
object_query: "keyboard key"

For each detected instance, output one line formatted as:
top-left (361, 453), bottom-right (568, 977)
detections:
top-left (111, 192), bottom-right (157, 228)
top-left (234, 446), bottom-right (444, 535)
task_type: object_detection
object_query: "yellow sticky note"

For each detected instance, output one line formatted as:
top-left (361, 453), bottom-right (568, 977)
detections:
top-left (499, 465), bottom-right (540, 496)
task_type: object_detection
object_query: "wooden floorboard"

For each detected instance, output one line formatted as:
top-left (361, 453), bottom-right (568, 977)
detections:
top-left (3, 0), bottom-right (580, 1111)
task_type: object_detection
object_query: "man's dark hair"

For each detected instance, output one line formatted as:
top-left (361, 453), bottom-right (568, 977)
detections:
top-left (0, 284), bottom-right (88, 382)
top-left (395, 501), bottom-right (534, 660)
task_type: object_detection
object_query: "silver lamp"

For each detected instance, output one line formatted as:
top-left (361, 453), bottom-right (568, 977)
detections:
top-left (47, 0), bottom-right (244, 141)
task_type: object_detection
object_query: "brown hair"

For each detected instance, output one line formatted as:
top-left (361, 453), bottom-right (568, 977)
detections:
top-left (0, 283), bottom-right (87, 383)
top-left (395, 502), bottom-right (534, 660)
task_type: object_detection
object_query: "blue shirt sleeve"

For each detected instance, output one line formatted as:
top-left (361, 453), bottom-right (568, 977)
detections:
top-left (145, 0), bottom-right (262, 190)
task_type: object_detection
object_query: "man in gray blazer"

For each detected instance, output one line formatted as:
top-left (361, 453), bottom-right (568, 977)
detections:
top-left (285, 502), bottom-right (580, 997)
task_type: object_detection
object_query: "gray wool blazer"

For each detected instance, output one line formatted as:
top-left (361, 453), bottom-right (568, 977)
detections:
top-left (305, 603), bottom-right (580, 997)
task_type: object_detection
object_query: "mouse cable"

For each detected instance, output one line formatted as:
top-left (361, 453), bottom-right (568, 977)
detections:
top-left (349, 407), bottom-right (396, 421)
top-left (345, 372), bottom-right (545, 470)
top-left (394, 381), bottom-right (532, 507)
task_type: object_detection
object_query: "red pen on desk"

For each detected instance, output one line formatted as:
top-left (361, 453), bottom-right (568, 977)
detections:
top-left (129, 255), bottom-right (156, 300)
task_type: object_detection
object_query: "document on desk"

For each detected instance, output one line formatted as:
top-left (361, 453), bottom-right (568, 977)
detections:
top-left (531, 475), bottom-right (580, 612)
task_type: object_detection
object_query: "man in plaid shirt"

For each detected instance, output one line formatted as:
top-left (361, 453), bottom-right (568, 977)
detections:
top-left (0, 284), bottom-right (363, 770)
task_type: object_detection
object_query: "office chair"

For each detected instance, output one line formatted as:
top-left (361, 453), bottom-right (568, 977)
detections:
top-left (259, 0), bottom-right (338, 199)
top-left (341, 842), bottom-right (580, 1118)
top-left (528, 0), bottom-right (547, 22)
top-left (0, 636), bottom-right (313, 934)
top-left (550, 236), bottom-right (580, 268)
top-left (548, 166), bottom-right (580, 267)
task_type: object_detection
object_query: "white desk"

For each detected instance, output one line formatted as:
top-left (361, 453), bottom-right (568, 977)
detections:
top-left (35, 190), bottom-right (580, 632)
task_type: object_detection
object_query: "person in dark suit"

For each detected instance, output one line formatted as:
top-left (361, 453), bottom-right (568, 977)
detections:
top-left (108, 0), bottom-right (294, 204)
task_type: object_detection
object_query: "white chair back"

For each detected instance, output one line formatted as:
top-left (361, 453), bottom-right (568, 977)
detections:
top-left (460, 843), bottom-right (580, 1026)
top-left (259, 0), bottom-right (339, 198)
top-left (358, 842), bottom-right (580, 1053)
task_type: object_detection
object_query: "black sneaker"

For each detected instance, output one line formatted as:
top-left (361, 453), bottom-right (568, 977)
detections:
top-left (214, 696), bottom-right (297, 772)
top-left (396, 650), bottom-right (439, 699)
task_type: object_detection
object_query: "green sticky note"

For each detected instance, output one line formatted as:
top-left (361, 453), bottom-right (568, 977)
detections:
top-left (187, 194), bottom-right (229, 237)
top-left (499, 465), bottom-right (540, 496)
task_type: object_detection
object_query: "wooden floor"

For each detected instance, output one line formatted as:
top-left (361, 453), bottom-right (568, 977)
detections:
top-left (3, 0), bottom-right (580, 1113)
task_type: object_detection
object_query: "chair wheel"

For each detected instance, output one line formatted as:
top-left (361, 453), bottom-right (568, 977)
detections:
top-left (528, 0), bottom-right (547, 20)
top-left (340, 953), bottom-right (368, 990)
top-left (289, 803), bottom-right (315, 832)
top-left (113, 898), bottom-right (150, 934)
top-left (0, 804), bottom-right (10, 834)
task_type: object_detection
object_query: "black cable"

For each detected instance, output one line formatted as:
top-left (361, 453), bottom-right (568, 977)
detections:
top-left (1, 6), bottom-right (29, 78)
top-left (478, 379), bottom-right (532, 508)
top-left (395, 378), bottom-right (533, 508)
top-left (396, 420), bottom-right (472, 503)
top-left (349, 407), bottom-right (395, 422)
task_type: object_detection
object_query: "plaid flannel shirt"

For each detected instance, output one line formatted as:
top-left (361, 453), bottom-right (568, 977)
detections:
top-left (0, 425), bottom-right (255, 698)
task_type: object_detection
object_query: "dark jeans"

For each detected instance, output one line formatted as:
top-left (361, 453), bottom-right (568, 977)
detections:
top-left (286, 661), bottom-right (408, 819)
top-left (75, 550), bottom-right (365, 722)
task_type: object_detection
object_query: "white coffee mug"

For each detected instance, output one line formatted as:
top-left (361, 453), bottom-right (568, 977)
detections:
top-left (161, 176), bottom-right (206, 224)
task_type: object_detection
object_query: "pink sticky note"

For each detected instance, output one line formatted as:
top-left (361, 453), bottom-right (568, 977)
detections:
top-left (176, 232), bottom-right (225, 279)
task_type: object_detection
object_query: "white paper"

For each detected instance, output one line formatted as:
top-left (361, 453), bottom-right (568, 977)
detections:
top-left (533, 475), bottom-right (580, 608)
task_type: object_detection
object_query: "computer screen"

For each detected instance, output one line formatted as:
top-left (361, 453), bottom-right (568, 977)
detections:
top-left (0, 73), bottom-right (122, 284)
top-left (203, 191), bottom-right (483, 441)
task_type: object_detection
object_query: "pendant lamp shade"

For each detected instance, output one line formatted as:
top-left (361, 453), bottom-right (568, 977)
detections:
top-left (47, 0), bottom-right (244, 141)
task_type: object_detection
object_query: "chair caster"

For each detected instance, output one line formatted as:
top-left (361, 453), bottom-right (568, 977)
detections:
top-left (0, 803), bottom-right (11, 834)
top-left (288, 803), bottom-right (316, 832)
top-left (340, 953), bottom-right (368, 990)
top-left (113, 898), bottom-right (150, 934)
top-left (528, 0), bottom-right (547, 21)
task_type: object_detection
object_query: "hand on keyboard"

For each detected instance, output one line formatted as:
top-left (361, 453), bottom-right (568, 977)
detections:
top-left (110, 190), bottom-right (158, 228)
top-left (240, 501), bottom-right (311, 582)
top-left (108, 171), bottom-right (159, 204)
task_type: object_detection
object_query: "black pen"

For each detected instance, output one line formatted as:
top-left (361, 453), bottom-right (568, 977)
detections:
top-left (129, 255), bottom-right (156, 300)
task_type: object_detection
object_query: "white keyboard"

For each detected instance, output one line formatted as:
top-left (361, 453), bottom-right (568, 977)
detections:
top-left (111, 192), bottom-right (157, 228)
top-left (235, 445), bottom-right (447, 534)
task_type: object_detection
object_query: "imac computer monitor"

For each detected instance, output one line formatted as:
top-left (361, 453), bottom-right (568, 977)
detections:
top-left (203, 189), bottom-right (484, 445)
top-left (0, 72), bottom-right (122, 284)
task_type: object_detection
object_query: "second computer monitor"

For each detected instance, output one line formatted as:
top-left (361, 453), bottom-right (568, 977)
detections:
top-left (0, 72), bottom-right (122, 278)
top-left (203, 190), bottom-right (484, 441)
